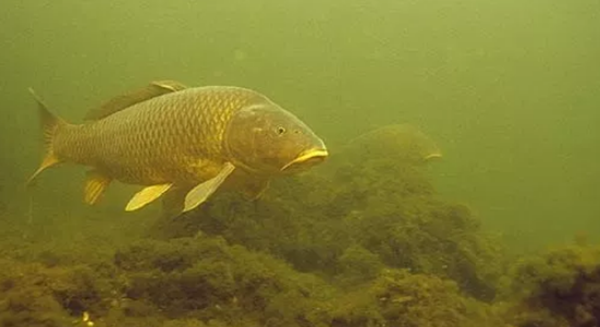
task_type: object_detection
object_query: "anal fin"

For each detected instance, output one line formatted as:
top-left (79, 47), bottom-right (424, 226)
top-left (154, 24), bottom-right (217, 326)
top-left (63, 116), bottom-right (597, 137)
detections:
top-left (84, 170), bottom-right (112, 205)
top-left (126, 184), bottom-right (173, 212)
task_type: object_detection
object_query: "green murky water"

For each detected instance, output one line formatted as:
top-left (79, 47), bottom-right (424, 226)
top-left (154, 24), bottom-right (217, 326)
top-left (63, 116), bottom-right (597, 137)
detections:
top-left (0, 1), bottom-right (598, 326)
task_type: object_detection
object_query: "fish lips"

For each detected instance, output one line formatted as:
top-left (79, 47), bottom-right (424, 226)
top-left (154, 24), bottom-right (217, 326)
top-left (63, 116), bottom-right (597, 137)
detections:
top-left (280, 147), bottom-right (329, 173)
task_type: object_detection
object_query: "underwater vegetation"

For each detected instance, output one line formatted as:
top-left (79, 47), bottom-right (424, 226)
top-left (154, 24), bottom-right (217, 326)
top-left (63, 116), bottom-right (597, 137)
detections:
top-left (0, 236), bottom-right (485, 327)
top-left (503, 245), bottom-right (600, 327)
top-left (1, 124), bottom-right (598, 326)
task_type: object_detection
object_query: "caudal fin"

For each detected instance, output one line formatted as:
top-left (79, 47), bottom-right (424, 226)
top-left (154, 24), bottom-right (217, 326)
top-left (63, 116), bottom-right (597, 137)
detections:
top-left (27, 88), bottom-right (66, 186)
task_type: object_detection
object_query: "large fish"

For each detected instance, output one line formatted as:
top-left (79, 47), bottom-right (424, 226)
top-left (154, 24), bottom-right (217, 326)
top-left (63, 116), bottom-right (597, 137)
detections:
top-left (28, 80), bottom-right (328, 214)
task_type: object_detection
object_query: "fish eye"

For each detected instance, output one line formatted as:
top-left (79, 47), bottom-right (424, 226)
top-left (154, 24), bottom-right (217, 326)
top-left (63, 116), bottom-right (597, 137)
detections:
top-left (277, 127), bottom-right (286, 135)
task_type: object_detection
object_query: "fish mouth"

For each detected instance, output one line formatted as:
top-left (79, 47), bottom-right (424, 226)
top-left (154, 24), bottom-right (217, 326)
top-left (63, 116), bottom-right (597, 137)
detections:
top-left (281, 148), bottom-right (329, 172)
top-left (424, 152), bottom-right (443, 161)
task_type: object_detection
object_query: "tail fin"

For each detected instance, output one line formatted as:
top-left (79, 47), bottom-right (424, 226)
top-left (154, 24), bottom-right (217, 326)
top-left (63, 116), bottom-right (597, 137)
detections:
top-left (27, 88), bottom-right (66, 186)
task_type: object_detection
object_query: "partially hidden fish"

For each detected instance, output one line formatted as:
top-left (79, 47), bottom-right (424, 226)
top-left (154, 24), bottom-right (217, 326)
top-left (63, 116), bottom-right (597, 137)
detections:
top-left (28, 80), bottom-right (328, 214)
top-left (343, 124), bottom-right (442, 164)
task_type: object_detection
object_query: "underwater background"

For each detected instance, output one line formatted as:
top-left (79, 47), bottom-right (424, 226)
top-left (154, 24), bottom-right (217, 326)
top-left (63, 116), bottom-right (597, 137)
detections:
top-left (0, 0), bottom-right (599, 326)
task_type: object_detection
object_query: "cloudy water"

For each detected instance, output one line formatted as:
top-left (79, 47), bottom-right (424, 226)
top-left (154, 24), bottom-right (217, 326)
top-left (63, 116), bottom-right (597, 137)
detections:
top-left (0, 0), bottom-right (599, 325)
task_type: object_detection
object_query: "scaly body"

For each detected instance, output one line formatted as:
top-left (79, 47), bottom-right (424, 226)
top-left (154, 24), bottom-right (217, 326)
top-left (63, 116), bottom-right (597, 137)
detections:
top-left (28, 80), bottom-right (328, 214)
top-left (54, 87), bottom-right (265, 185)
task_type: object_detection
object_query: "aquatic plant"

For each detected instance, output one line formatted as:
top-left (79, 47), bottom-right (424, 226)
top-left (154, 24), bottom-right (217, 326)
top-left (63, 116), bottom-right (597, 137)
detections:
top-left (0, 231), bottom-right (507, 326)
top-left (503, 245), bottom-right (600, 327)
top-left (0, 258), bottom-right (115, 327)
top-left (113, 236), bottom-right (336, 327)
top-left (110, 237), bottom-right (500, 326)
top-left (330, 269), bottom-right (487, 327)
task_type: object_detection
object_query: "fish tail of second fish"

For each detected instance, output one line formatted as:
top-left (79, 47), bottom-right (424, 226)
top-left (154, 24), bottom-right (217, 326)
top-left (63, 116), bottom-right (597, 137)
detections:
top-left (26, 88), bottom-right (69, 187)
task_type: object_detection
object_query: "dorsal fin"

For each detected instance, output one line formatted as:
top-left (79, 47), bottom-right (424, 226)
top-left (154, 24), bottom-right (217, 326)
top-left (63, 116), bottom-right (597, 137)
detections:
top-left (84, 80), bottom-right (188, 120)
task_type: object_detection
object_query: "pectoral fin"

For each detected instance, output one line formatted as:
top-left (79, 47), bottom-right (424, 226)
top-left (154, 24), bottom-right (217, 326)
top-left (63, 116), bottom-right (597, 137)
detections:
top-left (126, 184), bottom-right (173, 212)
top-left (84, 170), bottom-right (112, 205)
top-left (183, 163), bottom-right (235, 212)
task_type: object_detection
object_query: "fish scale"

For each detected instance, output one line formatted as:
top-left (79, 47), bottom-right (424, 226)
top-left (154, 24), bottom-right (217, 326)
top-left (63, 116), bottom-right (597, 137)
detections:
top-left (55, 86), bottom-right (263, 185)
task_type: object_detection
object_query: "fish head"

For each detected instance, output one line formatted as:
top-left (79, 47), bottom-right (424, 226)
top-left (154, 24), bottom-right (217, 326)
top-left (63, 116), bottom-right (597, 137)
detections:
top-left (225, 102), bottom-right (328, 175)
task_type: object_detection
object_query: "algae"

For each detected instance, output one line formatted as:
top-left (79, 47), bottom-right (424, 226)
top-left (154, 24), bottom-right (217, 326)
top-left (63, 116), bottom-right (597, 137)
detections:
top-left (331, 269), bottom-right (476, 327)
top-left (0, 237), bottom-right (500, 327)
top-left (0, 258), bottom-right (115, 327)
top-left (503, 245), bottom-right (600, 327)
